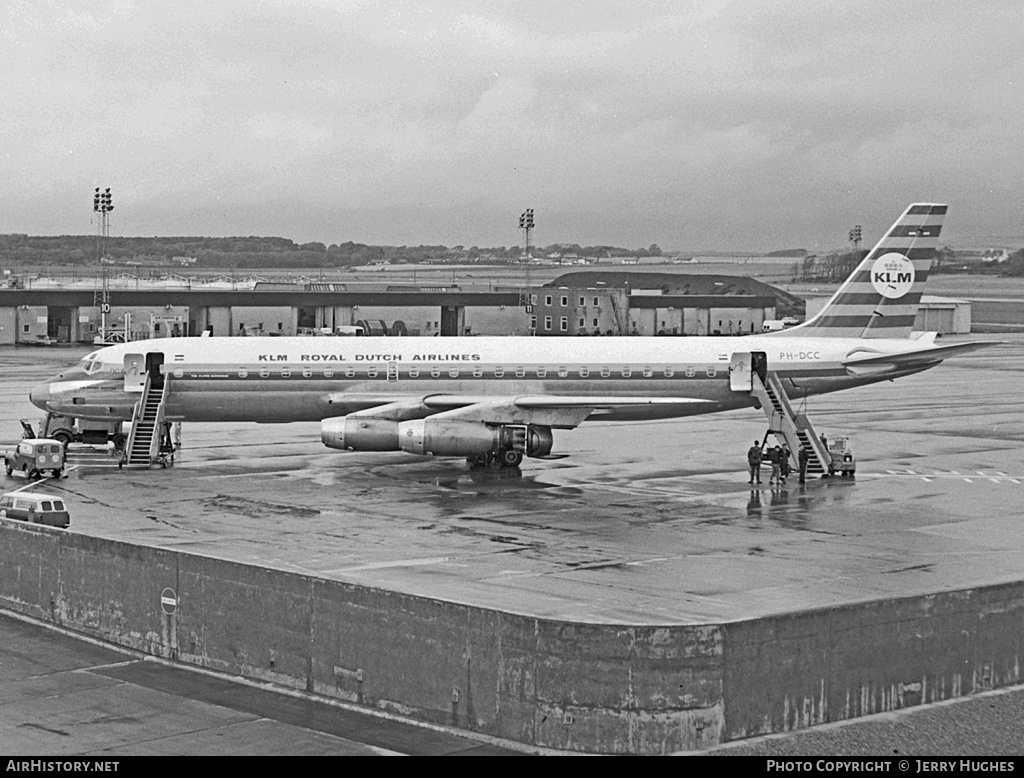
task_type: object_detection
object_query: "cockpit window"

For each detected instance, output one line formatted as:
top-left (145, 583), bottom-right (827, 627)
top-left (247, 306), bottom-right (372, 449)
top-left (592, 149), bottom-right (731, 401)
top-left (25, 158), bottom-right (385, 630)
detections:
top-left (80, 356), bottom-right (115, 375)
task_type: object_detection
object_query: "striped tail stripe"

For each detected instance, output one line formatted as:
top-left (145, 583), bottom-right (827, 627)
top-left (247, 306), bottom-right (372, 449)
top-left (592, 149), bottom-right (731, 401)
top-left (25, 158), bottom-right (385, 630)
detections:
top-left (783, 203), bottom-right (946, 339)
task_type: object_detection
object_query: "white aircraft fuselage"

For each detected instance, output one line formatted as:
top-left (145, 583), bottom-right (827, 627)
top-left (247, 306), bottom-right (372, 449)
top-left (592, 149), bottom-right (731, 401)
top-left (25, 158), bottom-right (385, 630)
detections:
top-left (27, 203), bottom-right (995, 465)
top-left (30, 332), bottom-right (933, 425)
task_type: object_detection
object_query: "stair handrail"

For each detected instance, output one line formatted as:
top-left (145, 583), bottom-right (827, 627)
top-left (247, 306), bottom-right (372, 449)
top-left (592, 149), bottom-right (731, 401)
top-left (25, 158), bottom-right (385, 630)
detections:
top-left (147, 380), bottom-right (170, 462)
top-left (120, 393), bottom-right (145, 464)
top-left (752, 372), bottom-right (831, 470)
top-left (767, 373), bottom-right (831, 468)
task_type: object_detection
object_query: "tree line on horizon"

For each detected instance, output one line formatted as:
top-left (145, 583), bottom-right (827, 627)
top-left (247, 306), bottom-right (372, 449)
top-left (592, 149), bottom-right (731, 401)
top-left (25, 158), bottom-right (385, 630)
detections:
top-left (0, 234), bottom-right (663, 269)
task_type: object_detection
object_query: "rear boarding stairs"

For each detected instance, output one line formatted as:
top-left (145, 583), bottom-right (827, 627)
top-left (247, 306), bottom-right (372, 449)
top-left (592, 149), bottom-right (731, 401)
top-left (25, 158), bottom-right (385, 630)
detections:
top-left (733, 352), bottom-right (832, 478)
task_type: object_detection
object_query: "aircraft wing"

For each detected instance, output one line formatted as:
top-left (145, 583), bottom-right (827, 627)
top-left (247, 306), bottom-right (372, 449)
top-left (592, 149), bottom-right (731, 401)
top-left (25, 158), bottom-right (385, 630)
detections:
top-left (419, 394), bottom-right (713, 428)
top-left (422, 394), bottom-right (711, 410)
top-left (320, 392), bottom-right (712, 428)
top-left (842, 341), bottom-right (1000, 376)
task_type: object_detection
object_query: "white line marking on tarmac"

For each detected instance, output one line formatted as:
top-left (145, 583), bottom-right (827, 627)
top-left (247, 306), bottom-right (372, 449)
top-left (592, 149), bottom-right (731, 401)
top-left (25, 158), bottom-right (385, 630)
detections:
top-left (880, 470), bottom-right (1021, 484)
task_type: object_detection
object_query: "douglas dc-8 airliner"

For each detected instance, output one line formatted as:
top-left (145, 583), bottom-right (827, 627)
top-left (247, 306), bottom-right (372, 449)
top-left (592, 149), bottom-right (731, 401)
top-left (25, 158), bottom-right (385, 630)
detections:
top-left (29, 203), bottom-right (995, 468)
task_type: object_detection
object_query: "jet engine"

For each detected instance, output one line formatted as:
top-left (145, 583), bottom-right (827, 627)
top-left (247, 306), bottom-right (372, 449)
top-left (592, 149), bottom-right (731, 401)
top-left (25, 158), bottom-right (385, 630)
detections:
top-left (321, 417), bottom-right (400, 451)
top-left (397, 419), bottom-right (553, 458)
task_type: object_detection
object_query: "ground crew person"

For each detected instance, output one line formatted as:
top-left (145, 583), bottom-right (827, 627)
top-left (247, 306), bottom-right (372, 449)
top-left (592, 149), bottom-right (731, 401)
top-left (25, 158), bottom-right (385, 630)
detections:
top-left (798, 446), bottom-right (809, 484)
top-left (780, 444), bottom-right (791, 484)
top-left (747, 440), bottom-right (762, 484)
top-left (768, 445), bottom-right (782, 485)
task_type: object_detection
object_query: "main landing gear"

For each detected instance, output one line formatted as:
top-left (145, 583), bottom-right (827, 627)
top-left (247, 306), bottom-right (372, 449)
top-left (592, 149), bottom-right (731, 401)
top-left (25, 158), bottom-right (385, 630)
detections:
top-left (467, 449), bottom-right (524, 469)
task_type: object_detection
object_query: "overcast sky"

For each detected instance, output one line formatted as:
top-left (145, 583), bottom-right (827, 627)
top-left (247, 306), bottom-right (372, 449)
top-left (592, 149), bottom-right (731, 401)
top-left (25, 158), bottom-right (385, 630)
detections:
top-left (3, 0), bottom-right (1023, 251)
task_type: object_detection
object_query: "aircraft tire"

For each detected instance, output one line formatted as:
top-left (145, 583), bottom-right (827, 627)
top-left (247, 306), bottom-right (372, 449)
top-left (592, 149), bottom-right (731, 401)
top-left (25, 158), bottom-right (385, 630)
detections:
top-left (53, 431), bottom-right (72, 448)
top-left (29, 469), bottom-right (40, 480)
top-left (499, 450), bottom-right (523, 468)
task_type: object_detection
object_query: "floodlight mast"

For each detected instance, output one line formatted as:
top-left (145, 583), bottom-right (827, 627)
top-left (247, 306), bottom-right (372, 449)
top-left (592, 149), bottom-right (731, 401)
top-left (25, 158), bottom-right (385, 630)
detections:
top-left (519, 208), bottom-right (535, 258)
top-left (848, 223), bottom-right (862, 253)
top-left (93, 186), bottom-right (114, 259)
top-left (93, 187), bottom-right (114, 340)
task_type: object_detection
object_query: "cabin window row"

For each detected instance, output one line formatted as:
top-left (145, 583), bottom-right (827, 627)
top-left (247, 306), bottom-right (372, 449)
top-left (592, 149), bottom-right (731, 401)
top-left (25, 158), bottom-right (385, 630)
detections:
top-left (216, 364), bottom-right (721, 379)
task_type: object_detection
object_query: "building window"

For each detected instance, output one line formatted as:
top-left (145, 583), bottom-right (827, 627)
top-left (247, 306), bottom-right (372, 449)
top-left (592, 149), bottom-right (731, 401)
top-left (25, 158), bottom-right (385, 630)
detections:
top-left (545, 295), bottom-right (553, 306)
top-left (561, 295), bottom-right (568, 307)
top-left (579, 297), bottom-right (586, 306)
top-left (593, 297), bottom-right (599, 306)
top-left (530, 315), bottom-right (537, 329)
top-left (560, 317), bottom-right (568, 331)
top-left (544, 316), bottom-right (552, 330)
top-left (579, 318), bottom-right (585, 327)
top-left (531, 294), bottom-right (538, 304)
top-left (278, 322), bottom-right (283, 330)
top-left (593, 318), bottom-right (599, 327)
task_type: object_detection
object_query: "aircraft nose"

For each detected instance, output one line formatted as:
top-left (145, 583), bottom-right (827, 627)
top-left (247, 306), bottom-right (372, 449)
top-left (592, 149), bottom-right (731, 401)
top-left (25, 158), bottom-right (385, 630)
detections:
top-left (29, 382), bottom-right (51, 411)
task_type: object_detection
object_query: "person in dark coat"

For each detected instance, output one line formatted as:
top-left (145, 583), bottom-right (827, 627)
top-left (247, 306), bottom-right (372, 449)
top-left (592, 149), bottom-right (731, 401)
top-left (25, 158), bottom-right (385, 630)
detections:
top-left (768, 445), bottom-right (782, 485)
top-left (798, 446), bottom-right (810, 484)
top-left (747, 441), bottom-right (763, 484)
top-left (780, 444), bottom-right (791, 484)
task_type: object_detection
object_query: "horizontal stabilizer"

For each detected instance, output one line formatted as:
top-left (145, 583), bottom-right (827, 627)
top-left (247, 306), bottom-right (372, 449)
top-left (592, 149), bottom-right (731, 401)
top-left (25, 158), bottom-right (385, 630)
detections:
top-left (842, 341), bottom-right (1000, 376)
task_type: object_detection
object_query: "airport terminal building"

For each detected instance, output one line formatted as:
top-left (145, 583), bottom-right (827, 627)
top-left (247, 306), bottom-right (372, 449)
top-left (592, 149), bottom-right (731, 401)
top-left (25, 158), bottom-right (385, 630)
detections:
top-left (0, 271), bottom-right (799, 345)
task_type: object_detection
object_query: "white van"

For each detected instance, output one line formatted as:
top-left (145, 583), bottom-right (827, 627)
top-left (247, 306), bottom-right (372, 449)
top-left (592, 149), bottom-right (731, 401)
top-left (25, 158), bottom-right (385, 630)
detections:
top-left (0, 492), bottom-right (70, 528)
top-left (762, 320), bottom-right (786, 332)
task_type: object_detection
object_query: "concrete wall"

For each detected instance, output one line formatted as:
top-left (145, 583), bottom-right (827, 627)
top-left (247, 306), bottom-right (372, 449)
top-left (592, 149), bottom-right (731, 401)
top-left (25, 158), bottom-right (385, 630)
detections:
top-left (2, 520), bottom-right (1022, 754)
top-left (16, 306), bottom-right (50, 344)
top-left (0, 307), bottom-right (15, 344)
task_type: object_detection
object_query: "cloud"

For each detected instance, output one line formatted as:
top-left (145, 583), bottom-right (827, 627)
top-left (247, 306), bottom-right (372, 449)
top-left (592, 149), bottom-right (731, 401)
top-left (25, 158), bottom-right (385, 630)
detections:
top-left (2, 1), bottom-right (1023, 248)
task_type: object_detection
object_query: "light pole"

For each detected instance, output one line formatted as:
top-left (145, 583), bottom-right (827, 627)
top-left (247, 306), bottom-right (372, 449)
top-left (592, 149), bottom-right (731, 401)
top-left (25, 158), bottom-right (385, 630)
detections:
top-left (519, 208), bottom-right (535, 259)
top-left (94, 187), bottom-right (114, 259)
top-left (93, 187), bottom-right (114, 340)
top-left (848, 224), bottom-right (861, 253)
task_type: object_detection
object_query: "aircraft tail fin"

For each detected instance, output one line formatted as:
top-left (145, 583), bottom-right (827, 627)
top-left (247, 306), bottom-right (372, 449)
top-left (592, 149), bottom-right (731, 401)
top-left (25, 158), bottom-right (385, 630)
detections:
top-left (777, 203), bottom-right (946, 339)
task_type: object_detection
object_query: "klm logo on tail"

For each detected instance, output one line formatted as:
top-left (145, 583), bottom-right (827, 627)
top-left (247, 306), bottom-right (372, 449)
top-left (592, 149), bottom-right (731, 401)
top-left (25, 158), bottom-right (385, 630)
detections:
top-left (780, 203), bottom-right (946, 339)
top-left (871, 253), bottom-right (916, 298)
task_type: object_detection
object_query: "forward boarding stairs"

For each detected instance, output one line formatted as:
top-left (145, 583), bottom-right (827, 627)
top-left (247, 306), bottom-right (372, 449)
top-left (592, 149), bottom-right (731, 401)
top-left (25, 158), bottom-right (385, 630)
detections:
top-left (750, 371), bottom-right (831, 477)
top-left (120, 373), bottom-right (170, 468)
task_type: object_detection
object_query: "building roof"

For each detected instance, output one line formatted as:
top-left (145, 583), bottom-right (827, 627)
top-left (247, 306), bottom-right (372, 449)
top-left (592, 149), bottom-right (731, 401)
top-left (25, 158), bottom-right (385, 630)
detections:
top-left (546, 271), bottom-right (778, 297)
